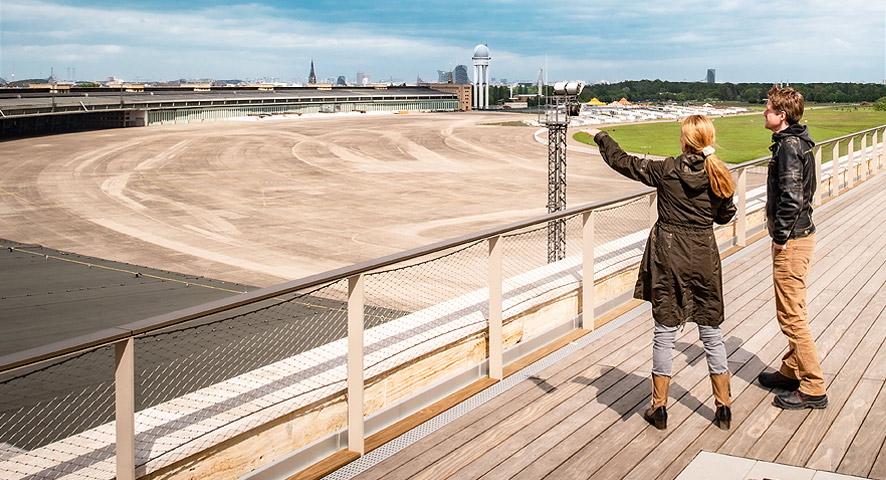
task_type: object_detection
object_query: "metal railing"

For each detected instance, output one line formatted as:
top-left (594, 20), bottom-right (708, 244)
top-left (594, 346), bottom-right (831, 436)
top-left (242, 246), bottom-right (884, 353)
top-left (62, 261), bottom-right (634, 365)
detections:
top-left (0, 125), bottom-right (883, 480)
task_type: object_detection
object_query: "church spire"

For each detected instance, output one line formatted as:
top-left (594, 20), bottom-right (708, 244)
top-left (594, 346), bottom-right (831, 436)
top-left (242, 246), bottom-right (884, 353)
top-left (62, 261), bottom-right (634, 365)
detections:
top-left (308, 59), bottom-right (317, 84)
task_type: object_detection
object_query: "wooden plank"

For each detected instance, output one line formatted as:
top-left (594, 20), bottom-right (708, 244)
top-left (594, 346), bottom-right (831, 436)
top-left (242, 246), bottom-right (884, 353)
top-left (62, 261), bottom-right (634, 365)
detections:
top-left (409, 364), bottom-right (641, 479)
top-left (807, 378), bottom-right (883, 472)
top-left (870, 427), bottom-right (886, 480)
top-left (357, 309), bottom-right (655, 479)
top-left (364, 377), bottom-right (498, 452)
top-left (510, 376), bottom-right (650, 480)
top-left (713, 220), bottom-right (886, 462)
top-left (452, 363), bottom-right (631, 479)
top-left (503, 328), bottom-right (589, 378)
top-left (632, 332), bottom-right (791, 479)
top-left (471, 289), bottom-right (769, 480)
top-left (619, 308), bottom-right (791, 478)
top-left (819, 251), bottom-right (886, 375)
top-left (286, 450), bottom-right (361, 480)
top-left (353, 172), bottom-right (886, 480)
top-left (356, 299), bottom-right (655, 479)
top-left (588, 175), bottom-right (886, 476)
top-left (409, 310), bottom-right (662, 479)
top-left (742, 242), bottom-right (886, 463)
top-left (503, 244), bottom-right (782, 479)
top-left (863, 337), bottom-right (886, 382)
top-left (779, 292), bottom-right (886, 467)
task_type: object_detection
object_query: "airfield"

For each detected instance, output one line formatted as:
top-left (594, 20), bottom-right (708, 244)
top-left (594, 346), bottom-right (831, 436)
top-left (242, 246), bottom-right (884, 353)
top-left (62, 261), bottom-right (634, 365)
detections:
top-left (0, 111), bottom-right (646, 288)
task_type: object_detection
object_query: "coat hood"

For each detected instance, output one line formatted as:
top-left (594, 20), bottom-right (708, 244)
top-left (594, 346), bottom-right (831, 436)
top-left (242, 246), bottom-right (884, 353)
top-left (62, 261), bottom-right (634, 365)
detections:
top-left (675, 153), bottom-right (710, 192)
top-left (772, 123), bottom-right (814, 149)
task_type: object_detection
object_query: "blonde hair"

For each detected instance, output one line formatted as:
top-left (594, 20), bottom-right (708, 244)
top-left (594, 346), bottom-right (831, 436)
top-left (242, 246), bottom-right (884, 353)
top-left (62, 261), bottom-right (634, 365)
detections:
top-left (680, 114), bottom-right (735, 198)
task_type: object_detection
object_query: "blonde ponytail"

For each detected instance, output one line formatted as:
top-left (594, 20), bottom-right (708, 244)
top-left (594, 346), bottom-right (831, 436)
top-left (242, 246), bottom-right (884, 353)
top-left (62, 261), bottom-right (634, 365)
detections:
top-left (704, 154), bottom-right (735, 198)
top-left (681, 114), bottom-right (736, 198)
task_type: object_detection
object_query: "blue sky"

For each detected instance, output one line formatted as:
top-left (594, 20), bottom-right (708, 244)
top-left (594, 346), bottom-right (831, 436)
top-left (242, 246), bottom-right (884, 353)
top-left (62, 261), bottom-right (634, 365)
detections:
top-left (1, 0), bottom-right (884, 84)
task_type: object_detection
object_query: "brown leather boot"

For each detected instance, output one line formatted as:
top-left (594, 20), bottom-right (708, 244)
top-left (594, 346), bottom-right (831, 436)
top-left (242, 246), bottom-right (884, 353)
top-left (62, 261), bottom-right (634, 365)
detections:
top-left (711, 372), bottom-right (732, 430)
top-left (644, 375), bottom-right (669, 430)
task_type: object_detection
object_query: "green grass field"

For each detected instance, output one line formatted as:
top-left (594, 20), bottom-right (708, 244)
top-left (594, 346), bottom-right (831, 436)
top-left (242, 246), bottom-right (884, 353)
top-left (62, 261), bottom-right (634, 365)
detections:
top-left (573, 106), bottom-right (886, 164)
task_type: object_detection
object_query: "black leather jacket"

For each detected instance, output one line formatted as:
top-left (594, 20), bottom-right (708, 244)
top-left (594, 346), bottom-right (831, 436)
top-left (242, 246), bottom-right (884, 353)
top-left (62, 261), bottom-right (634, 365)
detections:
top-left (766, 124), bottom-right (816, 245)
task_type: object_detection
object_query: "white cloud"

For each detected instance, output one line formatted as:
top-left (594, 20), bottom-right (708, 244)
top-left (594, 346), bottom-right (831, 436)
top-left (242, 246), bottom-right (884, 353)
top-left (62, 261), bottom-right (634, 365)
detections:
top-left (1, 0), bottom-right (883, 83)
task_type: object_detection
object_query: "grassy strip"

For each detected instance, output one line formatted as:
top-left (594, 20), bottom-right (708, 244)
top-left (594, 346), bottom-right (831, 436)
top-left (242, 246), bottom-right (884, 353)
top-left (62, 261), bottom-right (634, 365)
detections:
top-left (573, 106), bottom-right (886, 164)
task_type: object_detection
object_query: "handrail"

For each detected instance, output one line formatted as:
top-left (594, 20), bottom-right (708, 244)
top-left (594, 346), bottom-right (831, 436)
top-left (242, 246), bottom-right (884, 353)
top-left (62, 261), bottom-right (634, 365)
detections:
top-left (0, 188), bottom-right (651, 373)
top-left (2, 124), bottom-right (884, 374)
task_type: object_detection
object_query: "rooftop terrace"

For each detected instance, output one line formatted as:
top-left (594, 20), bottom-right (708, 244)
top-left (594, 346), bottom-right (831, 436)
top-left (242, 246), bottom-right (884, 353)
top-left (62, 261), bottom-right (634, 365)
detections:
top-left (321, 171), bottom-right (886, 480)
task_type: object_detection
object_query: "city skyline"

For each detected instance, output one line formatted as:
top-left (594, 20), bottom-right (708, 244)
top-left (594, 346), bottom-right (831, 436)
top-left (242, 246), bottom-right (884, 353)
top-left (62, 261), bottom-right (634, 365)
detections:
top-left (1, 0), bottom-right (884, 85)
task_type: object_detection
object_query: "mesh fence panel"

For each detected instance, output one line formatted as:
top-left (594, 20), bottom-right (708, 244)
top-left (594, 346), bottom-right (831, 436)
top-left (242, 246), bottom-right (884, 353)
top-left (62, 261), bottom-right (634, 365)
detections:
top-left (132, 279), bottom-right (349, 468)
top-left (592, 197), bottom-right (651, 278)
top-left (0, 346), bottom-right (116, 480)
top-left (363, 241), bottom-right (488, 376)
top-left (500, 214), bottom-right (583, 321)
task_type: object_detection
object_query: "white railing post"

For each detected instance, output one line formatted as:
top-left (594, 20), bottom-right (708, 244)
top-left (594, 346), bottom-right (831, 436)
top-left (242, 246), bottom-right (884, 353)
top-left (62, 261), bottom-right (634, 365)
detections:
top-left (848, 136), bottom-right (856, 186)
top-left (879, 128), bottom-right (885, 171)
top-left (875, 129), bottom-right (882, 171)
top-left (488, 235), bottom-right (503, 380)
top-left (115, 338), bottom-right (135, 480)
top-left (861, 133), bottom-right (868, 179)
top-left (736, 168), bottom-right (747, 247)
top-left (832, 141), bottom-right (841, 194)
top-left (648, 192), bottom-right (658, 227)
top-left (347, 274), bottom-right (365, 455)
top-left (813, 145), bottom-right (822, 207)
top-left (582, 211), bottom-right (595, 330)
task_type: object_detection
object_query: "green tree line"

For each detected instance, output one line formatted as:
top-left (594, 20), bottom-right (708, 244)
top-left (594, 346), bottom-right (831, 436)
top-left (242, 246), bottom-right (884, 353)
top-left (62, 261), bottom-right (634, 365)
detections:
top-left (483, 81), bottom-right (886, 105)
top-left (577, 80), bottom-right (886, 104)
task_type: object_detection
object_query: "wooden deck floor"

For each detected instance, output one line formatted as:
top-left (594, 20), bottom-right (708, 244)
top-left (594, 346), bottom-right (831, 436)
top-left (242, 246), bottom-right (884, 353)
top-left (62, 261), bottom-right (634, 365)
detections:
top-left (351, 171), bottom-right (886, 480)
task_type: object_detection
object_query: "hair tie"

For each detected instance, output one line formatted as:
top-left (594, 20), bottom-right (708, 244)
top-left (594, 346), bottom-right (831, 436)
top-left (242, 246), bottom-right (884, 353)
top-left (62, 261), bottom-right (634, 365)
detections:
top-left (702, 146), bottom-right (715, 157)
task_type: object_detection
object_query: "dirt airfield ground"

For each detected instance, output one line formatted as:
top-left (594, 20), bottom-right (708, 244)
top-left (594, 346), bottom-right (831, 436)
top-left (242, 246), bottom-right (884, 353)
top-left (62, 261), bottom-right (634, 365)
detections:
top-left (0, 111), bottom-right (645, 287)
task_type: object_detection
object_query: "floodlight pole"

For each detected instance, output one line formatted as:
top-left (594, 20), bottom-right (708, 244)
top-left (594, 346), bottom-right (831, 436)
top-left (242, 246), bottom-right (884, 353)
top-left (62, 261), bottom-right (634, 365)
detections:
top-left (541, 81), bottom-right (584, 264)
top-left (547, 119), bottom-right (567, 263)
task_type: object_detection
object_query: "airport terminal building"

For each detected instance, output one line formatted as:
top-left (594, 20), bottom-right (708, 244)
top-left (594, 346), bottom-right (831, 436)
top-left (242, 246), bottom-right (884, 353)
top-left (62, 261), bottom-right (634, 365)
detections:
top-left (0, 84), bottom-right (463, 137)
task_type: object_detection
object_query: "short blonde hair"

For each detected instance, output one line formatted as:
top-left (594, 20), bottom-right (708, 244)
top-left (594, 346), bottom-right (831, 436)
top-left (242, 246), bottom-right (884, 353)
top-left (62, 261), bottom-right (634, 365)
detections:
top-left (681, 115), bottom-right (735, 198)
top-left (767, 85), bottom-right (804, 124)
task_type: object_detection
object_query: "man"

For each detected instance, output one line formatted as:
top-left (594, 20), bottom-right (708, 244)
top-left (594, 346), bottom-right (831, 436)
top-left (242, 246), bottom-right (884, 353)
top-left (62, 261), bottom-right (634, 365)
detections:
top-left (757, 85), bottom-right (827, 409)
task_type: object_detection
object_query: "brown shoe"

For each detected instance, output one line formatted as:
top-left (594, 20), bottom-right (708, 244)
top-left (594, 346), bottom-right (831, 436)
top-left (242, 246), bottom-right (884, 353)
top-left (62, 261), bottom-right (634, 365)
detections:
top-left (774, 390), bottom-right (828, 410)
top-left (757, 370), bottom-right (800, 390)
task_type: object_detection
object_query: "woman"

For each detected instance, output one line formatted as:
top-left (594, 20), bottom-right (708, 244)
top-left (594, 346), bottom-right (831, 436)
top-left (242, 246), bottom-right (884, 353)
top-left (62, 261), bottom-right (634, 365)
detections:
top-left (584, 115), bottom-right (736, 430)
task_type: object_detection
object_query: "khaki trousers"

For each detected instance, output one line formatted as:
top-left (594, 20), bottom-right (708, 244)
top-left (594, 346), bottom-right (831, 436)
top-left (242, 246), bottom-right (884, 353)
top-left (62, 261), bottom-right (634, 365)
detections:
top-left (772, 234), bottom-right (826, 396)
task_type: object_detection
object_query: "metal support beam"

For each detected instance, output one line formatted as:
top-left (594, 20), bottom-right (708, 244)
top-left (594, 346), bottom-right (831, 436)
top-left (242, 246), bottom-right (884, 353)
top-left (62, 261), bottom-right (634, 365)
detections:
top-left (848, 138), bottom-right (856, 186)
top-left (861, 133), bottom-right (868, 178)
top-left (736, 169), bottom-right (747, 247)
top-left (347, 274), bottom-right (365, 455)
top-left (813, 146), bottom-right (822, 207)
top-left (582, 211), bottom-right (595, 330)
top-left (488, 235), bottom-right (503, 380)
top-left (832, 142), bottom-right (840, 194)
top-left (115, 339), bottom-right (135, 480)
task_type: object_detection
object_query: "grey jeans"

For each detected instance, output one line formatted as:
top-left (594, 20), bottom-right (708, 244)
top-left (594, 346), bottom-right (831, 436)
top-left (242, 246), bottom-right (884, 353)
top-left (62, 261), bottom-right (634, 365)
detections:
top-left (652, 321), bottom-right (728, 377)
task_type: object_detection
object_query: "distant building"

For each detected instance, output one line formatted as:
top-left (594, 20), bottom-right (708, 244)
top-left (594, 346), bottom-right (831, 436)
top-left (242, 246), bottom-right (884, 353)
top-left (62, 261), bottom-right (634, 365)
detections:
top-left (426, 83), bottom-right (472, 111)
top-left (454, 65), bottom-right (469, 84)
top-left (356, 71), bottom-right (371, 85)
top-left (706, 69), bottom-right (716, 84)
top-left (437, 70), bottom-right (453, 83)
top-left (309, 60), bottom-right (317, 84)
top-left (336, 76), bottom-right (347, 86)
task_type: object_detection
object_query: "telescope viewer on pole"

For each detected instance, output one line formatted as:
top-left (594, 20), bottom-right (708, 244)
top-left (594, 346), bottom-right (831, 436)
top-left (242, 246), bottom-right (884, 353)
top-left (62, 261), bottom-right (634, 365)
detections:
top-left (540, 81), bottom-right (585, 263)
